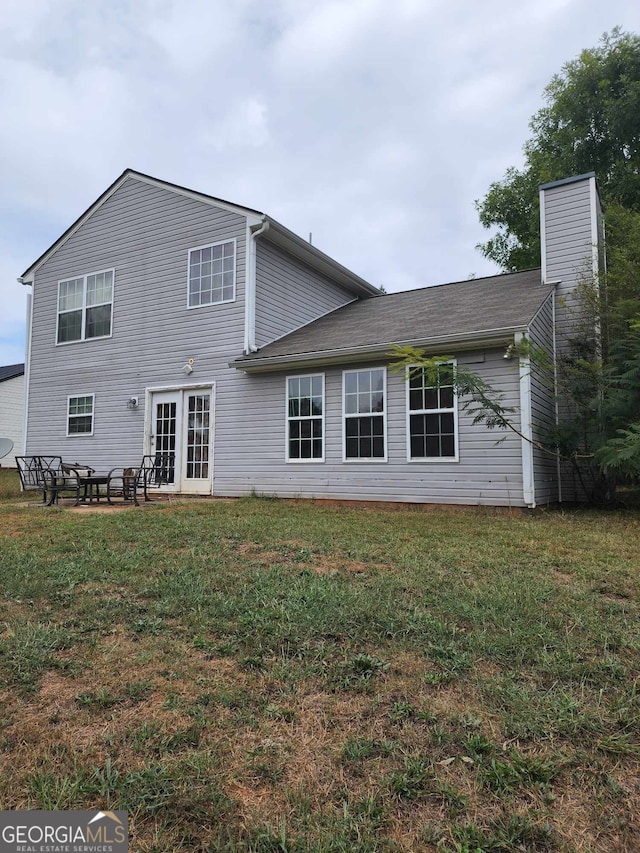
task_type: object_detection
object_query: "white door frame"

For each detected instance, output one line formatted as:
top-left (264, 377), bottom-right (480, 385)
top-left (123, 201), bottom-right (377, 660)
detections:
top-left (144, 382), bottom-right (215, 495)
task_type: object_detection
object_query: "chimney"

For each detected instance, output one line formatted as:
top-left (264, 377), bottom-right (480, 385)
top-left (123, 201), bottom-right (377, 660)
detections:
top-left (539, 173), bottom-right (604, 353)
top-left (539, 174), bottom-right (605, 502)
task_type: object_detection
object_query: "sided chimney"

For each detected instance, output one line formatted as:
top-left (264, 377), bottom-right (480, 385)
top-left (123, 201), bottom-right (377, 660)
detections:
top-left (539, 173), bottom-right (605, 502)
top-left (539, 172), bottom-right (605, 353)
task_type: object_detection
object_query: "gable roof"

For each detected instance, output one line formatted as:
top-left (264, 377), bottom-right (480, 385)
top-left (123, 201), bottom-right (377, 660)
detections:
top-left (19, 170), bottom-right (380, 298)
top-left (0, 363), bottom-right (25, 383)
top-left (233, 269), bottom-right (553, 372)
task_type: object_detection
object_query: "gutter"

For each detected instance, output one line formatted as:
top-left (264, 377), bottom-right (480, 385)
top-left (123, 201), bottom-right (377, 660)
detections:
top-left (231, 325), bottom-right (527, 373)
top-left (244, 216), bottom-right (269, 354)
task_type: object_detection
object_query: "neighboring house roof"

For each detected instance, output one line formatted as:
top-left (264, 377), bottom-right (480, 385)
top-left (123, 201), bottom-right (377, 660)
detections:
top-left (19, 169), bottom-right (380, 299)
top-left (234, 269), bottom-right (553, 372)
top-left (0, 363), bottom-right (25, 383)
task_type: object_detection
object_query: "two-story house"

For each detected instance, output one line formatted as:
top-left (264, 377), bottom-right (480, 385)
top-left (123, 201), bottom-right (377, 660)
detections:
top-left (19, 170), bottom-right (602, 507)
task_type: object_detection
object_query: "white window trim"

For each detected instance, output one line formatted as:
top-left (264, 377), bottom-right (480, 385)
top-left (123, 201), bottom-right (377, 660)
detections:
top-left (342, 367), bottom-right (388, 463)
top-left (405, 361), bottom-right (459, 462)
top-left (56, 268), bottom-right (115, 346)
top-left (285, 373), bottom-right (325, 463)
top-left (66, 393), bottom-right (95, 437)
top-left (186, 238), bottom-right (237, 309)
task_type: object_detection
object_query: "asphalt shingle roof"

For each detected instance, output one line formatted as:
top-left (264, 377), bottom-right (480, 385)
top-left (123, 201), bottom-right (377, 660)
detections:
top-left (0, 363), bottom-right (24, 383)
top-left (236, 269), bottom-right (551, 366)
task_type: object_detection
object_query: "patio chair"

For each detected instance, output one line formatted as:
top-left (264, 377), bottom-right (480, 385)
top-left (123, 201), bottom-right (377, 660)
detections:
top-left (107, 454), bottom-right (174, 505)
top-left (16, 456), bottom-right (84, 505)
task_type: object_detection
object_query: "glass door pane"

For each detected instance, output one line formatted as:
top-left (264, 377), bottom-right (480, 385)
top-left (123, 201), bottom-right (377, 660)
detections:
top-left (186, 393), bottom-right (210, 480)
top-left (154, 399), bottom-right (177, 485)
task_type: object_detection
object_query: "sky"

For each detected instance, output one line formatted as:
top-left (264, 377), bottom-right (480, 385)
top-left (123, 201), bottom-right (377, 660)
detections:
top-left (1, 0), bottom-right (640, 367)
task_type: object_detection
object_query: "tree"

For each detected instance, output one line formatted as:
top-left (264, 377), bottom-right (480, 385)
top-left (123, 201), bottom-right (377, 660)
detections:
top-left (471, 28), bottom-right (640, 498)
top-left (476, 28), bottom-right (640, 272)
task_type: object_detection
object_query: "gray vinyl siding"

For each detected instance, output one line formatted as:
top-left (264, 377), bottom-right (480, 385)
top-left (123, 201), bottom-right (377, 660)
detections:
top-left (541, 176), bottom-right (602, 502)
top-left (215, 348), bottom-right (525, 506)
top-left (255, 240), bottom-right (356, 347)
top-left (542, 178), bottom-right (595, 354)
top-left (26, 176), bottom-right (248, 469)
top-left (0, 375), bottom-right (24, 466)
top-left (528, 293), bottom-right (558, 505)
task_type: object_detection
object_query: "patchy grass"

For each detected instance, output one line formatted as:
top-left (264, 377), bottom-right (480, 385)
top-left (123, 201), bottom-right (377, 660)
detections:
top-left (0, 467), bottom-right (26, 501)
top-left (0, 492), bottom-right (639, 851)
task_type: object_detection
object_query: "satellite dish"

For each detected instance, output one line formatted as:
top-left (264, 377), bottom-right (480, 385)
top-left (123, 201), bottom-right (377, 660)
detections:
top-left (0, 438), bottom-right (14, 460)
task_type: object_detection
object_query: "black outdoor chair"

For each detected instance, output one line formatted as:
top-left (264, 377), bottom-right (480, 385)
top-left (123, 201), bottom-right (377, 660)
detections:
top-left (107, 454), bottom-right (175, 505)
top-left (16, 456), bottom-right (87, 505)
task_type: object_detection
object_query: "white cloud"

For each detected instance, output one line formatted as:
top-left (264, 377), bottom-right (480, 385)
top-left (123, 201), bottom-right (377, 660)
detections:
top-left (1, 0), bottom-right (640, 365)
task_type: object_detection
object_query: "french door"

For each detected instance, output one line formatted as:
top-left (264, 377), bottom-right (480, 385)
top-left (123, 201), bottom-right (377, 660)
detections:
top-left (148, 387), bottom-right (213, 494)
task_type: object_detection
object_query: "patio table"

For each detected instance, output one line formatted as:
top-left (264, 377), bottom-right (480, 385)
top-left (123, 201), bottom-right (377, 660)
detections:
top-left (76, 472), bottom-right (111, 503)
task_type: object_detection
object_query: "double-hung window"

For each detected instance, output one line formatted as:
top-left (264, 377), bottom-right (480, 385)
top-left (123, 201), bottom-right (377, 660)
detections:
top-left (188, 240), bottom-right (236, 307)
top-left (343, 368), bottom-right (386, 460)
top-left (287, 375), bottom-right (324, 461)
top-left (407, 363), bottom-right (457, 459)
top-left (67, 395), bottom-right (94, 436)
top-left (57, 270), bottom-right (114, 343)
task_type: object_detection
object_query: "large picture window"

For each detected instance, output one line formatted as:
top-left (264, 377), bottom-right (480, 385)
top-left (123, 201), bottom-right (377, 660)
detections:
top-left (57, 270), bottom-right (114, 344)
top-left (343, 368), bottom-right (386, 460)
top-left (287, 375), bottom-right (324, 461)
top-left (188, 240), bottom-right (236, 307)
top-left (407, 363), bottom-right (457, 459)
top-left (67, 395), bottom-right (94, 435)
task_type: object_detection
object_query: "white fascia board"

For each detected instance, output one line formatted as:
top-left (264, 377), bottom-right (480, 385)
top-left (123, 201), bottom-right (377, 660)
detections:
top-left (231, 326), bottom-right (524, 373)
top-left (20, 173), bottom-right (131, 281)
top-left (263, 219), bottom-right (381, 298)
top-left (131, 173), bottom-right (264, 224)
top-left (20, 170), bottom-right (262, 282)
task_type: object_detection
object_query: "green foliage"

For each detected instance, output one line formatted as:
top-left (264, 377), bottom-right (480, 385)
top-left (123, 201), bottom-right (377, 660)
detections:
top-left (473, 29), bottom-right (640, 490)
top-left (389, 349), bottom-right (519, 436)
top-left (476, 29), bottom-right (640, 271)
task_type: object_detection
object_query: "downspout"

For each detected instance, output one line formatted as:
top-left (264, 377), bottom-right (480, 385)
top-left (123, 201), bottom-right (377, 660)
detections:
top-left (517, 331), bottom-right (535, 508)
top-left (244, 217), bottom-right (269, 354)
top-left (19, 278), bottom-right (33, 455)
top-left (551, 287), bottom-right (562, 503)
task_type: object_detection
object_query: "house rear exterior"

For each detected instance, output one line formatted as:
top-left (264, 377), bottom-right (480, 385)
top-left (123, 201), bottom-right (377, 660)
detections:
top-left (19, 171), bottom-right (602, 507)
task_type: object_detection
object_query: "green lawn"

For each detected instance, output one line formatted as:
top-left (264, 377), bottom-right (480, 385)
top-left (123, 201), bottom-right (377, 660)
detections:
top-left (0, 469), bottom-right (638, 851)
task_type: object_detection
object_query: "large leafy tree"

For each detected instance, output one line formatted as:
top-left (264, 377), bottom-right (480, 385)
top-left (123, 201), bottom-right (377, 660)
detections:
top-left (472, 30), bottom-right (640, 498)
top-left (477, 28), bottom-right (640, 273)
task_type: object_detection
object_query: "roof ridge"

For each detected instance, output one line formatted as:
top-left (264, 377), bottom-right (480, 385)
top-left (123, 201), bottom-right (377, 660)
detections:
top-left (377, 267), bottom-right (542, 299)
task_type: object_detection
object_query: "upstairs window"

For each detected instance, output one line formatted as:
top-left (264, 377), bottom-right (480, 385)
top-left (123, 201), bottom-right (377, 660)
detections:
top-left (57, 270), bottom-right (114, 344)
top-left (343, 368), bottom-right (386, 460)
top-left (407, 363), bottom-right (457, 459)
top-left (188, 240), bottom-right (236, 307)
top-left (287, 375), bottom-right (324, 461)
top-left (67, 395), bottom-right (94, 435)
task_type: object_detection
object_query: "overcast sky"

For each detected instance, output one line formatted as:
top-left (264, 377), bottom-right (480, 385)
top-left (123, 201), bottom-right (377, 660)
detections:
top-left (1, 0), bottom-right (639, 367)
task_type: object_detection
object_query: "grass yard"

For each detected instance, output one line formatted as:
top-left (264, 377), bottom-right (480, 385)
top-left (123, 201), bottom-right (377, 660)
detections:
top-left (0, 468), bottom-right (639, 852)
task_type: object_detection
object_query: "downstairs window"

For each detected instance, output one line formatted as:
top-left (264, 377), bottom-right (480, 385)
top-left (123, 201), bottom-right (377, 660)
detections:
top-left (407, 363), bottom-right (457, 459)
